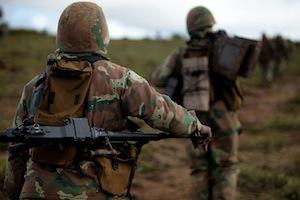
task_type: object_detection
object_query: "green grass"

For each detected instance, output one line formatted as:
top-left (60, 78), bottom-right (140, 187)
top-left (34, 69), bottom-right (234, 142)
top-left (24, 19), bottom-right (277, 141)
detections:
top-left (239, 132), bottom-right (288, 153)
top-left (284, 47), bottom-right (300, 77)
top-left (259, 114), bottom-right (300, 131)
top-left (108, 38), bottom-right (183, 78)
top-left (239, 165), bottom-right (300, 200)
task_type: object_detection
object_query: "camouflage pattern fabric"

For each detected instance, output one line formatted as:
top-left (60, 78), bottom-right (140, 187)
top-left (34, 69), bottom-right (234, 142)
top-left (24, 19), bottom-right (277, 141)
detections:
top-left (5, 57), bottom-right (202, 200)
top-left (151, 32), bottom-right (242, 200)
top-left (272, 35), bottom-right (289, 78)
top-left (189, 101), bottom-right (241, 200)
top-left (258, 34), bottom-right (292, 85)
top-left (57, 2), bottom-right (110, 54)
top-left (186, 6), bottom-right (216, 34)
top-left (150, 49), bottom-right (180, 88)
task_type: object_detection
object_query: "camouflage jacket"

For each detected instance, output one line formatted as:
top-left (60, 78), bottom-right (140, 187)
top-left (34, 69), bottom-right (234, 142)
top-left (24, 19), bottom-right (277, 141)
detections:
top-left (5, 56), bottom-right (202, 200)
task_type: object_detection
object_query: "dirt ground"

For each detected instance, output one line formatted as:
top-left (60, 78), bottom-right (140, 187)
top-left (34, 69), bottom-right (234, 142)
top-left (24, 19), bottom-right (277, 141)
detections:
top-left (131, 78), bottom-right (300, 200)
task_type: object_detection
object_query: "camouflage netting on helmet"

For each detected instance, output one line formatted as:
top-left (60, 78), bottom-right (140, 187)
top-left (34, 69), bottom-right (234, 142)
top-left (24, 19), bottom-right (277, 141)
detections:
top-left (56, 2), bottom-right (110, 54)
top-left (186, 6), bottom-right (216, 34)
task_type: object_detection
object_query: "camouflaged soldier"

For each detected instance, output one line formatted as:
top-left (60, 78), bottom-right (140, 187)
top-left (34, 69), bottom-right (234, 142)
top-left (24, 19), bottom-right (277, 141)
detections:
top-left (151, 6), bottom-right (260, 200)
top-left (0, 7), bottom-right (7, 38)
top-left (4, 2), bottom-right (212, 200)
top-left (272, 35), bottom-right (290, 79)
top-left (258, 33), bottom-right (276, 85)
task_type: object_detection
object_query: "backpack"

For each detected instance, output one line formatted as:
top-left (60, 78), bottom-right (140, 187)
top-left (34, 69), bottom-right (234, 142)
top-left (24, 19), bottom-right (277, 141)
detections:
top-left (30, 55), bottom-right (94, 167)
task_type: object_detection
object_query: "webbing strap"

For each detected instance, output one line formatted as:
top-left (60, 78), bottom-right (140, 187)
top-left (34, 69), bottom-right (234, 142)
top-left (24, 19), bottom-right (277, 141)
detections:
top-left (26, 72), bottom-right (47, 124)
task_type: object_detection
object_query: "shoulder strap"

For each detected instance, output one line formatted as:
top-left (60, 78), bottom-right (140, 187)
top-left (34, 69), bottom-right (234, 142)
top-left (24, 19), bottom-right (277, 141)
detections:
top-left (24, 71), bottom-right (47, 125)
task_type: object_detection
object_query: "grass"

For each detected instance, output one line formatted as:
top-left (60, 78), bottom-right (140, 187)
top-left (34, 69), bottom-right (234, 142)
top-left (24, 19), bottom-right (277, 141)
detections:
top-left (108, 38), bottom-right (183, 78)
top-left (263, 114), bottom-right (300, 131)
top-left (239, 165), bottom-right (300, 200)
top-left (239, 167), bottom-right (299, 200)
top-left (239, 131), bottom-right (288, 153)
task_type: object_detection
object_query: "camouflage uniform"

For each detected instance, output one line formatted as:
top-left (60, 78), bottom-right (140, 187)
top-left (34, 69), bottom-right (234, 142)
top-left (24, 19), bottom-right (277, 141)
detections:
top-left (0, 7), bottom-right (7, 38)
top-left (272, 35), bottom-right (289, 79)
top-left (4, 2), bottom-right (209, 200)
top-left (258, 34), bottom-right (275, 85)
top-left (151, 6), bottom-right (242, 200)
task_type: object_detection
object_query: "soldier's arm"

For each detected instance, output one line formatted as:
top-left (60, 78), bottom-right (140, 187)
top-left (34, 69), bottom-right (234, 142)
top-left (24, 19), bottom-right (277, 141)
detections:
top-left (4, 78), bottom-right (36, 199)
top-left (150, 50), bottom-right (181, 87)
top-left (121, 69), bottom-right (201, 136)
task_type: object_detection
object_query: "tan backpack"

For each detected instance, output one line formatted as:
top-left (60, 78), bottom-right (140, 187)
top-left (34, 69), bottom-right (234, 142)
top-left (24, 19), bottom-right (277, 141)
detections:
top-left (31, 58), bottom-right (93, 167)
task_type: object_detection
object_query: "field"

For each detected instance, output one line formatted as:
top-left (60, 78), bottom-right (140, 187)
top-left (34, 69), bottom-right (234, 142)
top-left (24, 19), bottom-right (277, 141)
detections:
top-left (0, 30), bottom-right (300, 199)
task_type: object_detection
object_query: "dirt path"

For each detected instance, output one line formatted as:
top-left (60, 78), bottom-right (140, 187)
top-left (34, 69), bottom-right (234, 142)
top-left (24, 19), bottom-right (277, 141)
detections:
top-left (131, 78), bottom-right (299, 200)
top-left (131, 139), bottom-right (193, 200)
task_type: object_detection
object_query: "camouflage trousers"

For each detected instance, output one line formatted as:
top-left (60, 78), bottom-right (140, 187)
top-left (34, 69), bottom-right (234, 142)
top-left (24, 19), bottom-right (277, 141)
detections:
top-left (273, 60), bottom-right (285, 79)
top-left (260, 61), bottom-right (274, 85)
top-left (189, 101), bottom-right (241, 200)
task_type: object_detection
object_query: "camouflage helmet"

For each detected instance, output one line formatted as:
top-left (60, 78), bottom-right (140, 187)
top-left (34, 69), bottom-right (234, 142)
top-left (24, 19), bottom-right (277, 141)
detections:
top-left (186, 6), bottom-right (216, 34)
top-left (56, 2), bottom-right (110, 54)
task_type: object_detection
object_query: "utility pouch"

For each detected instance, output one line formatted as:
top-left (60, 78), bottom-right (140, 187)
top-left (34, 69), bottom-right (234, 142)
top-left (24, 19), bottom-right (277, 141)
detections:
top-left (31, 145), bottom-right (77, 168)
top-left (182, 56), bottom-right (210, 112)
top-left (32, 58), bottom-right (93, 167)
top-left (214, 35), bottom-right (261, 80)
top-left (94, 145), bottom-right (138, 196)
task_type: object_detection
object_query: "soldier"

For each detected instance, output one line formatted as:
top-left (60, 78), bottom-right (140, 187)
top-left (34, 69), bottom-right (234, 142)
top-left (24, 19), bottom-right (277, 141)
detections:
top-left (0, 6), bottom-right (5, 38)
top-left (0, 7), bottom-right (4, 38)
top-left (258, 33), bottom-right (275, 85)
top-left (151, 6), bottom-right (258, 200)
top-left (4, 2), bottom-right (212, 200)
top-left (272, 35), bottom-right (290, 79)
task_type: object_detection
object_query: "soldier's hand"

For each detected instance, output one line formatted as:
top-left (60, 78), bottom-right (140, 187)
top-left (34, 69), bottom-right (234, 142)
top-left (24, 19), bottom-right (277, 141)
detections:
top-left (190, 125), bottom-right (212, 151)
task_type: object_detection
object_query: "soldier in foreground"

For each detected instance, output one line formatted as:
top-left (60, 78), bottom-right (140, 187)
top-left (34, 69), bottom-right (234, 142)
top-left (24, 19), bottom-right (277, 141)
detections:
top-left (4, 2), bottom-right (212, 200)
top-left (151, 6), bottom-right (260, 200)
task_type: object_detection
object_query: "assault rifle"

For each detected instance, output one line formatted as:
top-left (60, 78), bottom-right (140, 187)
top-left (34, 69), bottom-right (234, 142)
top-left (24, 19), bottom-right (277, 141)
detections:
top-left (0, 118), bottom-right (196, 155)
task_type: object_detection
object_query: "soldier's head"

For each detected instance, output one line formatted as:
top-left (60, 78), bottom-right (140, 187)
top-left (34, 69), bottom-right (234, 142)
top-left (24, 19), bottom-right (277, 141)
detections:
top-left (186, 6), bottom-right (216, 38)
top-left (56, 2), bottom-right (110, 55)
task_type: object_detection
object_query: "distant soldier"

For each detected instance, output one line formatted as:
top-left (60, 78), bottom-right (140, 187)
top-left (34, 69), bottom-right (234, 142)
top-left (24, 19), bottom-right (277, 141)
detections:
top-left (0, 7), bottom-right (3, 37)
top-left (0, 6), bottom-right (7, 38)
top-left (4, 2), bottom-right (212, 200)
top-left (285, 39), bottom-right (295, 61)
top-left (151, 6), bottom-right (260, 200)
top-left (272, 35), bottom-right (295, 79)
top-left (0, 7), bottom-right (3, 19)
top-left (272, 35), bottom-right (286, 78)
top-left (258, 33), bottom-right (275, 85)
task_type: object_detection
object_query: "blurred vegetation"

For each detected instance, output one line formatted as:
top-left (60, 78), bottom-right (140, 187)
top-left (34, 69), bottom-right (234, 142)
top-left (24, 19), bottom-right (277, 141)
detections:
top-left (0, 30), bottom-right (300, 199)
top-left (237, 47), bottom-right (300, 199)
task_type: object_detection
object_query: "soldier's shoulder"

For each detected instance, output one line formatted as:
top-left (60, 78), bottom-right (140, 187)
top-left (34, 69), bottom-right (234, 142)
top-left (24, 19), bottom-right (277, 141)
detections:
top-left (93, 59), bottom-right (130, 76)
top-left (169, 47), bottom-right (184, 58)
top-left (24, 74), bottom-right (43, 90)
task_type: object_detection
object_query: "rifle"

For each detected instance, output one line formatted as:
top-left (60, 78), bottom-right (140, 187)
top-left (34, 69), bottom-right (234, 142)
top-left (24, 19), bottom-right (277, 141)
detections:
top-left (0, 118), bottom-right (192, 155)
